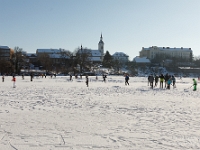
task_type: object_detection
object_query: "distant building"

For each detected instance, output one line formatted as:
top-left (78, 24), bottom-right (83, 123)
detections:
top-left (133, 56), bottom-right (150, 64)
top-left (77, 34), bottom-right (105, 63)
top-left (36, 48), bottom-right (70, 64)
top-left (98, 34), bottom-right (104, 61)
top-left (36, 49), bottom-right (61, 57)
top-left (139, 46), bottom-right (192, 60)
top-left (26, 53), bottom-right (37, 64)
top-left (0, 46), bottom-right (11, 61)
top-left (112, 52), bottom-right (129, 63)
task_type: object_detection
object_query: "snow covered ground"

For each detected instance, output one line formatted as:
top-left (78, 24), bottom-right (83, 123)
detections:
top-left (0, 75), bottom-right (200, 150)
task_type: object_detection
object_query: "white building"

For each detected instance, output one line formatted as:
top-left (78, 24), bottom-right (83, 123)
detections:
top-left (112, 52), bottom-right (129, 63)
top-left (139, 46), bottom-right (192, 60)
top-left (77, 34), bottom-right (105, 63)
top-left (36, 49), bottom-right (61, 57)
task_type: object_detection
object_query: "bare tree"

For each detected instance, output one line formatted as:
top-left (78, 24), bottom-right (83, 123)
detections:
top-left (37, 53), bottom-right (53, 73)
top-left (74, 46), bottom-right (91, 73)
top-left (13, 47), bottom-right (24, 74)
top-left (0, 58), bottom-right (12, 75)
top-left (59, 49), bottom-right (73, 73)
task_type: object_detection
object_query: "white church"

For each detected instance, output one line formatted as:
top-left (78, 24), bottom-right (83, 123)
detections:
top-left (77, 34), bottom-right (105, 64)
top-left (77, 34), bottom-right (129, 64)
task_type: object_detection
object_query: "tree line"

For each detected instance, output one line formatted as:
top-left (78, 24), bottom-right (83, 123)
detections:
top-left (0, 46), bottom-right (199, 75)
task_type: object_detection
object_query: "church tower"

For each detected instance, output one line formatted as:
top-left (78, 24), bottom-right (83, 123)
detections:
top-left (98, 33), bottom-right (104, 60)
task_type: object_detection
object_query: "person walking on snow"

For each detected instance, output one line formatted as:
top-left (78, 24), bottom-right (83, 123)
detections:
top-left (12, 76), bottom-right (16, 88)
top-left (103, 75), bottom-right (106, 82)
top-left (159, 74), bottom-right (164, 89)
top-left (125, 74), bottom-right (129, 85)
top-left (2, 75), bottom-right (4, 82)
top-left (164, 73), bottom-right (169, 88)
top-left (22, 74), bottom-right (24, 80)
top-left (171, 75), bottom-right (176, 88)
top-left (149, 74), bottom-right (154, 89)
top-left (86, 75), bottom-right (89, 87)
top-left (148, 75), bottom-right (150, 86)
top-left (167, 77), bottom-right (172, 89)
top-left (70, 75), bottom-right (72, 81)
top-left (154, 75), bottom-right (159, 87)
top-left (193, 78), bottom-right (197, 91)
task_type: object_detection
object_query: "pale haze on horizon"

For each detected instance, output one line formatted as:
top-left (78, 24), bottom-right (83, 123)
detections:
top-left (1, 0), bottom-right (200, 60)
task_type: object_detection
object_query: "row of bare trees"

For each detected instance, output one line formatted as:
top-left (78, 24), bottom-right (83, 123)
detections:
top-left (0, 46), bottom-right (95, 75)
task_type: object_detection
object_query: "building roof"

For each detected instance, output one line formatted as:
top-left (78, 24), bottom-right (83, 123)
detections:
top-left (37, 49), bottom-right (61, 53)
top-left (0, 46), bottom-right (10, 49)
top-left (90, 50), bottom-right (101, 56)
top-left (77, 49), bottom-right (102, 62)
top-left (78, 49), bottom-right (101, 56)
top-left (133, 56), bottom-right (150, 63)
top-left (112, 52), bottom-right (129, 57)
top-left (142, 46), bottom-right (192, 52)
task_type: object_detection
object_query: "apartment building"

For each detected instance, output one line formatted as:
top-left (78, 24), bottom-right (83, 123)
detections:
top-left (0, 46), bottom-right (11, 61)
top-left (139, 46), bottom-right (192, 60)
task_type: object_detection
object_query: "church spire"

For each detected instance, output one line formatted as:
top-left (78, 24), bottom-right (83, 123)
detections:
top-left (98, 33), bottom-right (104, 62)
top-left (99, 33), bottom-right (104, 44)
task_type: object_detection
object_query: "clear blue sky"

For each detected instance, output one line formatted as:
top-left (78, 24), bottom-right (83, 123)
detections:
top-left (1, 0), bottom-right (200, 60)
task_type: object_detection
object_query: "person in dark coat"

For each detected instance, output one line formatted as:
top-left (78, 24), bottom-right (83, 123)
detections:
top-left (70, 75), bottom-right (72, 81)
top-left (164, 73), bottom-right (169, 88)
top-left (171, 75), bottom-right (176, 88)
top-left (149, 75), bottom-right (154, 89)
top-left (30, 73), bottom-right (33, 81)
top-left (155, 75), bottom-right (159, 87)
top-left (2, 75), bottom-right (4, 82)
top-left (86, 75), bottom-right (89, 87)
top-left (125, 74), bottom-right (129, 85)
top-left (103, 75), bottom-right (106, 82)
top-left (148, 75), bottom-right (150, 86)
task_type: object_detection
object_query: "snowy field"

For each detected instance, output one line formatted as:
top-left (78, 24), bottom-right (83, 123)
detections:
top-left (0, 75), bottom-right (200, 150)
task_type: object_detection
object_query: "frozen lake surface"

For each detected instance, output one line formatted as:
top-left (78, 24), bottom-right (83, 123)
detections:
top-left (0, 75), bottom-right (200, 150)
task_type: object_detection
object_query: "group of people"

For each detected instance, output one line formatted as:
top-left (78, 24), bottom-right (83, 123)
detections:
top-left (2, 72), bottom-right (197, 91)
top-left (148, 73), bottom-right (176, 89)
top-left (148, 73), bottom-right (197, 91)
top-left (85, 74), bottom-right (108, 87)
